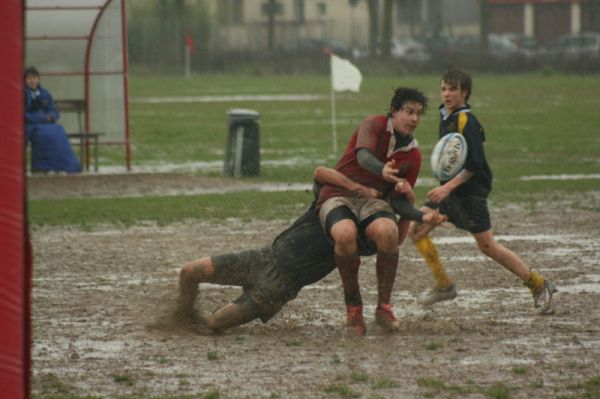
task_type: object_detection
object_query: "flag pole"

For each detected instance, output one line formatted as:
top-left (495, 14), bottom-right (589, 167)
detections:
top-left (184, 45), bottom-right (191, 78)
top-left (330, 53), bottom-right (362, 155)
top-left (330, 54), bottom-right (337, 155)
top-left (331, 84), bottom-right (337, 155)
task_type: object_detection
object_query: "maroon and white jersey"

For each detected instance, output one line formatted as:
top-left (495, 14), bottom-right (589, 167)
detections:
top-left (317, 114), bottom-right (421, 208)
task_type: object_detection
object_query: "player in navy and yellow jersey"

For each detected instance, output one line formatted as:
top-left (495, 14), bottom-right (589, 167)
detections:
top-left (409, 67), bottom-right (557, 314)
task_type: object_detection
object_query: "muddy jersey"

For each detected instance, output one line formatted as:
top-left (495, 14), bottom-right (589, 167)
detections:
top-left (439, 104), bottom-right (492, 196)
top-left (222, 204), bottom-right (375, 322)
top-left (317, 115), bottom-right (421, 208)
top-left (271, 204), bottom-right (375, 291)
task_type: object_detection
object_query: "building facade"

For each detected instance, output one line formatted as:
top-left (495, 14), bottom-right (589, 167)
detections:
top-left (488, 0), bottom-right (600, 45)
top-left (203, 0), bottom-right (598, 51)
top-left (203, 0), bottom-right (480, 51)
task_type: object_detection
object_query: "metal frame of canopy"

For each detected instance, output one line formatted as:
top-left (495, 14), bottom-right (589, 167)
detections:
top-left (25, 0), bottom-right (131, 171)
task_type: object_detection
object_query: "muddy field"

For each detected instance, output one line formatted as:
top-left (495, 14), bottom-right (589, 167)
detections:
top-left (29, 174), bottom-right (600, 398)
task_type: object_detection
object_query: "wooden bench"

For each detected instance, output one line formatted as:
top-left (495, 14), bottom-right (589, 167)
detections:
top-left (55, 99), bottom-right (104, 172)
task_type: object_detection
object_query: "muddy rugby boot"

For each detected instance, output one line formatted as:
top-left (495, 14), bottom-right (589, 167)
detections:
top-left (419, 283), bottom-right (457, 306)
top-left (375, 303), bottom-right (401, 332)
top-left (534, 280), bottom-right (557, 315)
top-left (346, 304), bottom-right (366, 336)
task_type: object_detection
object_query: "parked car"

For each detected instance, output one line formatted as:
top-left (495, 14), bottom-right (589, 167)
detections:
top-left (419, 33), bottom-right (457, 60)
top-left (282, 38), bottom-right (352, 58)
top-left (495, 32), bottom-right (538, 60)
top-left (390, 38), bottom-right (431, 63)
top-left (539, 32), bottom-right (600, 64)
top-left (352, 37), bottom-right (431, 64)
top-left (452, 33), bottom-right (522, 61)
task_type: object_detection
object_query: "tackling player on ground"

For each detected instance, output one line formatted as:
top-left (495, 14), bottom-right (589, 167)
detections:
top-left (409, 67), bottom-right (557, 314)
top-left (151, 166), bottom-right (443, 335)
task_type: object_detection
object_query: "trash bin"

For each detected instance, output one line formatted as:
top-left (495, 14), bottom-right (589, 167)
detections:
top-left (223, 108), bottom-right (261, 177)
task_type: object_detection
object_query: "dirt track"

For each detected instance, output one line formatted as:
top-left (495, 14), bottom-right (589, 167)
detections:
top-left (30, 174), bottom-right (600, 398)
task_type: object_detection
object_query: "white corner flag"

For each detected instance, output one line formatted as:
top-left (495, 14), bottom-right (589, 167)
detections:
top-left (330, 54), bottom-right (362, 154)
top-left (331, 54), bottom-right (362, 92)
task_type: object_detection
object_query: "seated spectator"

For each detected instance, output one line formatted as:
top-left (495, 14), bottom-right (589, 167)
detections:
top-left (25, 66), bottom-right (81, 173)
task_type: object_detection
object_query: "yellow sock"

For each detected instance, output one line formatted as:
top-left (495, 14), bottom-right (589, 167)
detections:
top-left (524, 271), bottom-right (545, 295)
top-left (414, 236), bottom-right (452, 288)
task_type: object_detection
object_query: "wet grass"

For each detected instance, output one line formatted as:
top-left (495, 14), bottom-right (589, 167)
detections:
top-left (371, 377), bottom-right (401, 390)
top-left (484, 382), bottom-right (511, 399)
top-left (29, 190), bottom-right (311, 227)
top-left (562, 375), bottom-right (600, 399)
top-left (323, 383), bottom-right (361, 398)
top-left (512, 366), bottom-right (528, 375)
top-left (424, 341), bottom-right (442, 350)
top-left (112, 373), bottom-right (135, 386)
top-left (113, 73), bottom-right (600, 179)
top-left (29, 73), bottom-right (600, 227)
top-left (416, 377), bottom-right (513, 398)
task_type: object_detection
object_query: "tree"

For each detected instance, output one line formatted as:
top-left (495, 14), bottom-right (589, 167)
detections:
top-left (427, 0), bottom-right (442, 39)
top-left (158, 0), bottom-right (186, 68)
top-left (265, 0), bottom-right (278, 50)
top-left (368, 0), bottom-right (379, 57)
top-left (479, 0), bottom-right (489, 60)
top-left (381, 0), bottom-right (393, 58)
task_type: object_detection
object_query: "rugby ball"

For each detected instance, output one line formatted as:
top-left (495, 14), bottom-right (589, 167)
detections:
top-left (430, 132), bottom-right (468, 182)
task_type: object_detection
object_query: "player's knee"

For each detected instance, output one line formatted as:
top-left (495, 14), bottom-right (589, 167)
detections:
top-left (331, 222), bottom-right (358, 248)
top-left (368, 220), bottom-right (398, 250)
top-left (180, 257), bottom-right (213, 282)
top-left (205, 315), bottom-right (222, 332)
top-left (477, 241), bottom-right (495, 257)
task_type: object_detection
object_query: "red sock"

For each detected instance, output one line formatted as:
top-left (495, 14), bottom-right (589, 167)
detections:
top-left (335, 253), bottom-right (361, 304)
top-left (376, 251), bottom-right (399, 305)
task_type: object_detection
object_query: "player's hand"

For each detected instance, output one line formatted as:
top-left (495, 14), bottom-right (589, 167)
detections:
top-left (394, 179), bottom-right (415, 205)
top-left (381, 160), bottom-right (401, 184)
top-left (412, 209), bottom-right (447, 240)
top-left (427, 185), bottom-right (452, 204)
top-left (352, 184), bottom-right (381, 199)
top-left (423, 209), bottom-right (447, 226)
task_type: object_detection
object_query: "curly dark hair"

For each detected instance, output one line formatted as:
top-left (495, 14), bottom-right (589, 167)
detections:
top-left (388, 87), bottom-right (428, 117)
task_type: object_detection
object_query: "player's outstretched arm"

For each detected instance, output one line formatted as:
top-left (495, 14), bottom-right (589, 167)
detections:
top-left (412, 209), bottom-right (447, 240)
top-left (314, 166), bottom-right (381, 198)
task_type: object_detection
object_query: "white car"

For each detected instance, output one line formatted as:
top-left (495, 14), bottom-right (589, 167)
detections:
top-left (541, 32), bottom-right (600, 63)
top-left (390, 38), bottom-right (431, 63)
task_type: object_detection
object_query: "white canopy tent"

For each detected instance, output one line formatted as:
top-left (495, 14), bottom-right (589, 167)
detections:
top-left (25, 0), bottom-right (130, 170)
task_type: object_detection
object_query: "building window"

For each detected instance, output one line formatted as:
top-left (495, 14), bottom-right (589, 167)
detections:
top-left (317, 2), bottom-right (327, 16)
top-left (294, 0), bottom-right (305, 22)
top-left (218, 0), bottom-right (244, 25)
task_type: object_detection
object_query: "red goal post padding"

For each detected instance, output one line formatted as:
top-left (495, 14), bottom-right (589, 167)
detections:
top-left (0, 1), bottom-right (31, 398)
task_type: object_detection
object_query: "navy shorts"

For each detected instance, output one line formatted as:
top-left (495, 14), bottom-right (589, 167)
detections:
top-left (425, 194), bottom-right (491, 234)
top-left (212, 247), bottom-right (298, 323)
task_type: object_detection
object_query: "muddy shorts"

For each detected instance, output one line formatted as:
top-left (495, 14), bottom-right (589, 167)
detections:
top-left (425, 194), bottom-right (491, 234)
top-left (318, 196), bottom-right (395, 233)
top-left (211, 246), bottom-right (299, 323)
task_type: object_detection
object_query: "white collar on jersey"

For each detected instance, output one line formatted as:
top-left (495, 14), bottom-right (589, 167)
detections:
top-left (386, 117), bottom-right (419, 155)
top-left (440, 105), bottom-right (471, 121)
